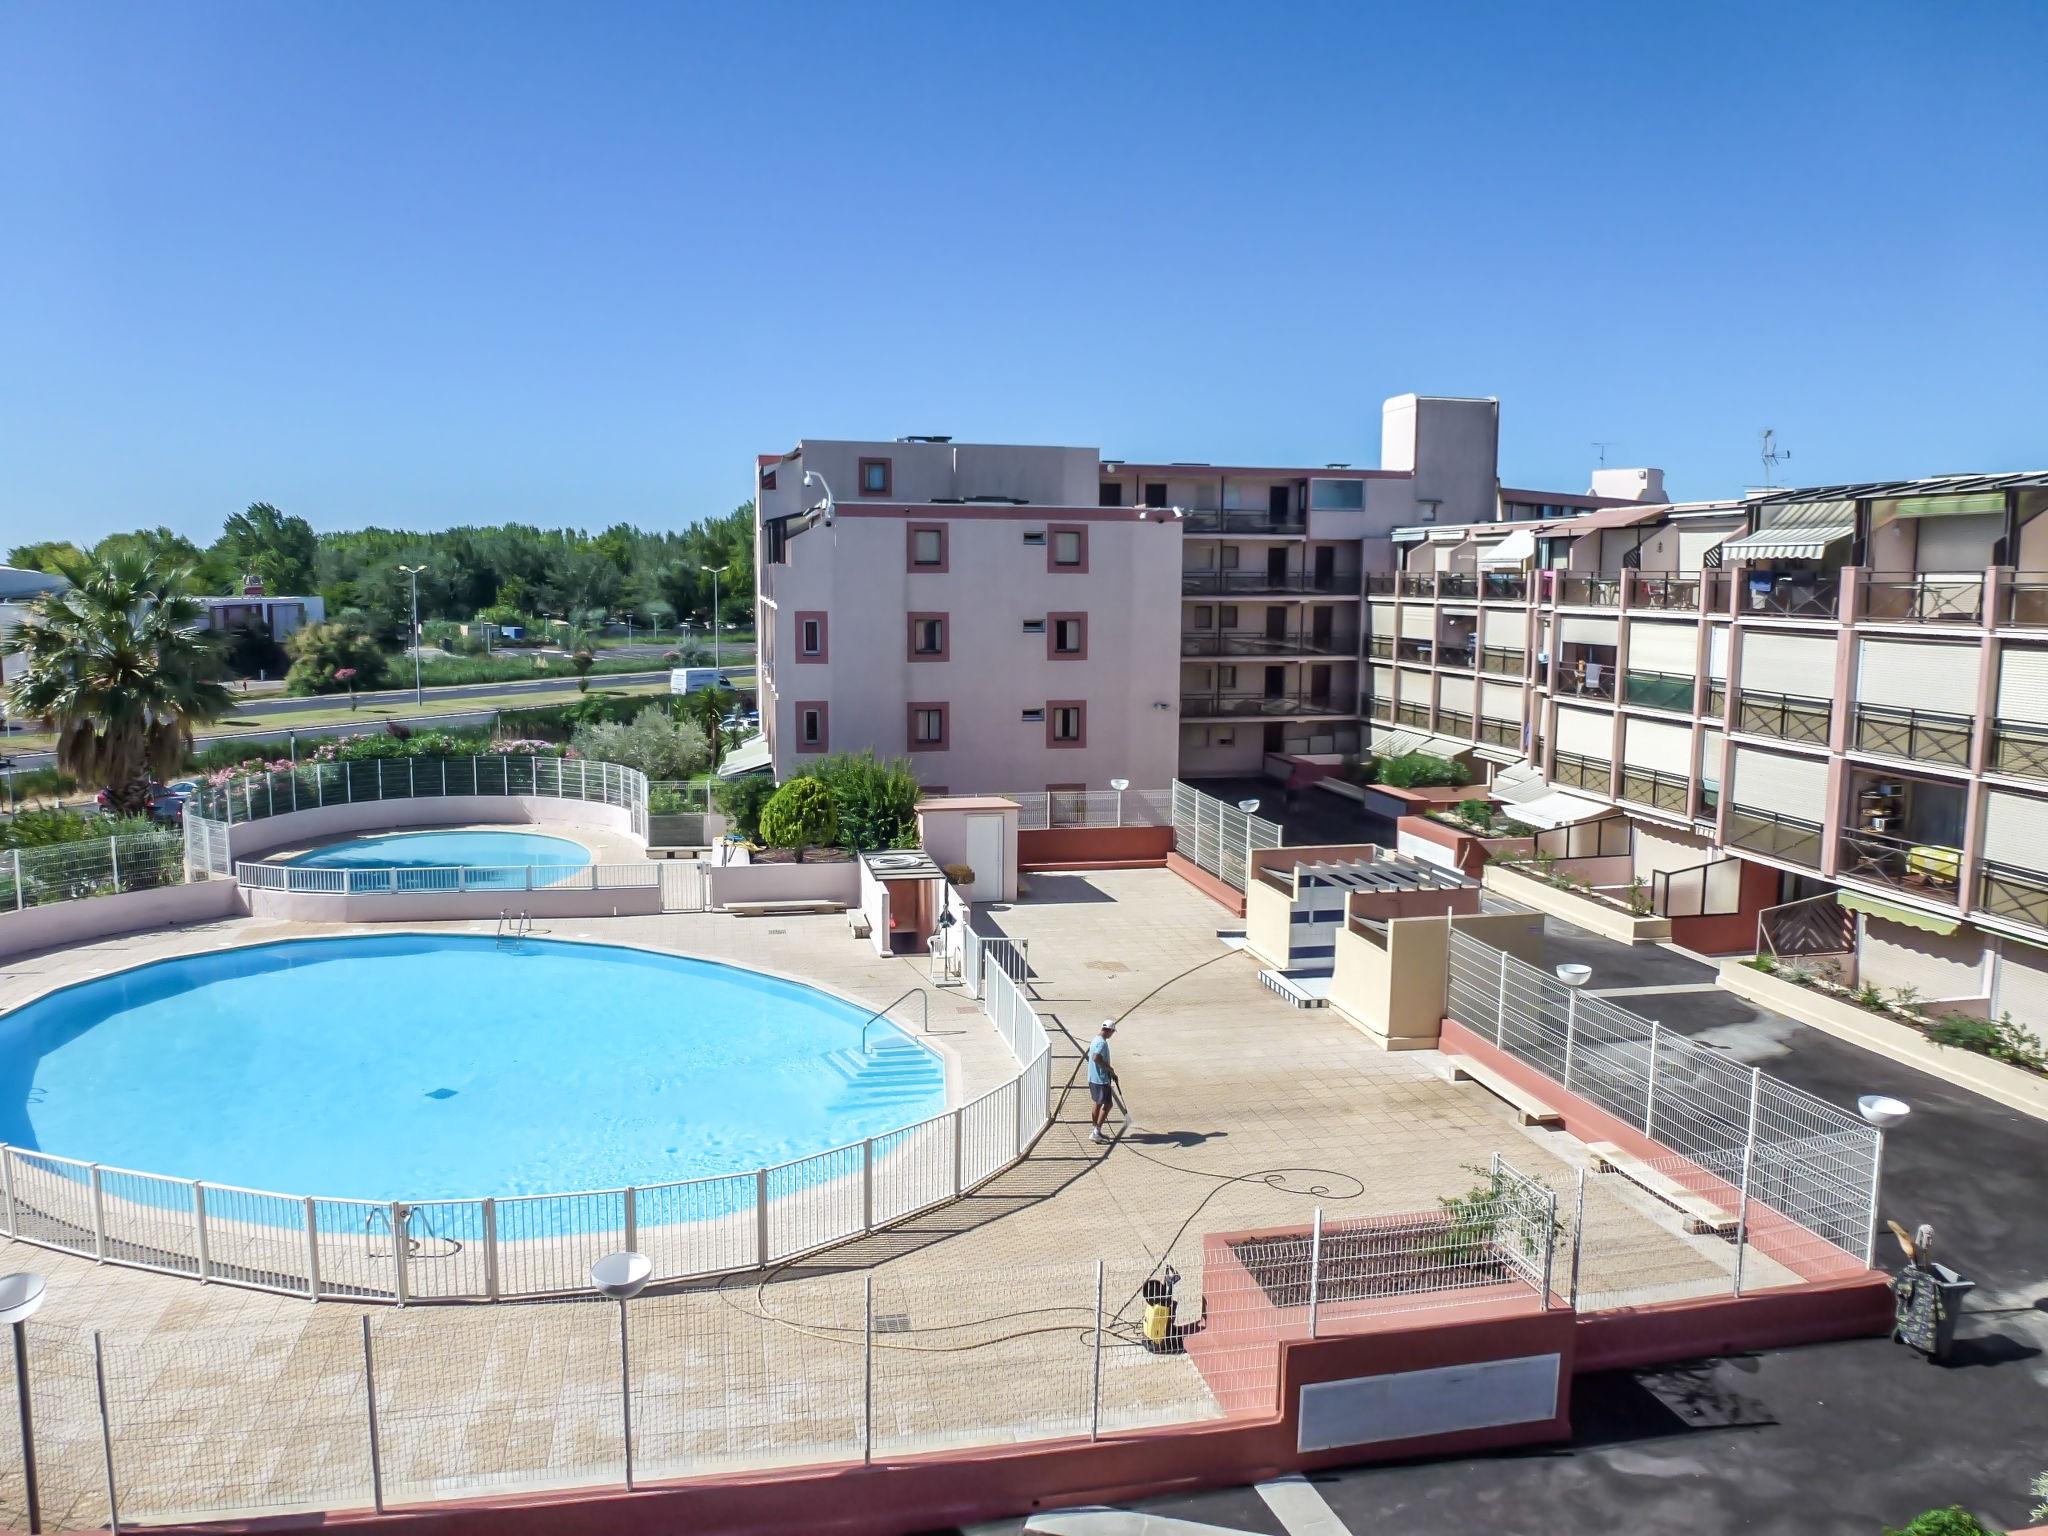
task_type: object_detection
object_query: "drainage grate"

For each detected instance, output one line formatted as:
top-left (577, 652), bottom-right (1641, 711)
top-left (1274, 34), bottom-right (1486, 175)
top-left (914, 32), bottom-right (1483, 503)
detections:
top-left (424, 1088), bottom-right (458, 1100)
top-left (873, 1314), bottom-right (911, 1334)
top-left (768, 928), bottom-right (787, 935)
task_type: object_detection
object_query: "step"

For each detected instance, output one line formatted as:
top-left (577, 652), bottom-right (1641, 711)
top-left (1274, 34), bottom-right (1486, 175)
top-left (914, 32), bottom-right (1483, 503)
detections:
top-left (1440, 1053), bottom-right (1564, 1127)
top-left (1586, 1141), bottom-right (1739, 1235)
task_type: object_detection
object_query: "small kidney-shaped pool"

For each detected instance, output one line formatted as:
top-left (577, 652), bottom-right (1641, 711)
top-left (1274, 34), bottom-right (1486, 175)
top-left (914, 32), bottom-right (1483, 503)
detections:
top-left (0, 935), bottom-right (945, 1204)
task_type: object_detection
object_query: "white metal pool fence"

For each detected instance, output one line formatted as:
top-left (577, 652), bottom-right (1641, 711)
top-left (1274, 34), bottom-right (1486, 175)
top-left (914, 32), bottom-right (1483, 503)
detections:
top-left (978, 787), bottom-right (1174, 832)
top-left (0, 947), bottom-right (1055, 1305)
top-left (1445, 928), bottom-right (1883, 1269)
top-left (234, 860), bottom-right (661, 895)
top-left (2, 831), bottom-right (187, 912)
top-left (1171, 780), bottom-right (1285, 890)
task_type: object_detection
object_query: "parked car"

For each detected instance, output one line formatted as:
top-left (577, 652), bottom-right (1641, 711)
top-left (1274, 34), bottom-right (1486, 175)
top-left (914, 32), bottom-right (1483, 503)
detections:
top-left (95, 784), bottom-right (190, 824)
top-left (669, 667), bottom-right (737, 696)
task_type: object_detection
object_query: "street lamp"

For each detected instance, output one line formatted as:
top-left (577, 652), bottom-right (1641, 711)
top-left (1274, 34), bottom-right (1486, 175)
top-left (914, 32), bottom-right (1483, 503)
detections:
top-left (1236, 798), bottom-right (1261, 883)
top-left (3, 1272), bottom-right (48, 1533)
top-left (398, 565), bottom-right (427, 705)
top-left (700, 564), bottom-right (729, 672)
top-left (591, 1252), bottom-right (653, 1491)
top-left (802, 470), bottom-right (837, 526)
top-left (1110, 777), bottom-right (1129, 827)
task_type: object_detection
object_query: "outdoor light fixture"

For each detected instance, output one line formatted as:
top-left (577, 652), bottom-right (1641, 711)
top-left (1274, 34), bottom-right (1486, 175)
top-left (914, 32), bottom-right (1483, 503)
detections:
top-left (397, 564), bottom-right (428, 705)
top-left (1110, 778), bottom-right (1129, 827)
top-left (591, 1252), bottom-right (653, 1491)
top-left (2, 1272), bottom-right (48, 1532)
top-left (1237, 799), bottom-right (1260, 815)
top-left (1859, 1094), bottom-right (1911, 1130)
top-left (802, 469), bottom-right (837, 527)
top-left (699, 565), bottom-right (729, 671)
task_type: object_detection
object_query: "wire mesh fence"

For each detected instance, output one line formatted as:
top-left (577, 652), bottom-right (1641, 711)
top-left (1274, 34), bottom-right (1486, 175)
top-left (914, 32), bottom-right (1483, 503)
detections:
top-left (0, 831), bottom-right (188, 911)
top-left (1171, 780), bottom-right (1284, 890)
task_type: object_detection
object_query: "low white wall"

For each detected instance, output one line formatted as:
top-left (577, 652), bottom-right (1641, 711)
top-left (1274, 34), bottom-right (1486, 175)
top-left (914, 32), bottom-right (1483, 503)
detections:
top-left (0, 879), bottom-right (244, 959)
top-left (706, 861), bottom-right (862, 908)
top-left (243, 883), bottom-right (661, 923)
top-left (228, 795), bottom-right (641, 861)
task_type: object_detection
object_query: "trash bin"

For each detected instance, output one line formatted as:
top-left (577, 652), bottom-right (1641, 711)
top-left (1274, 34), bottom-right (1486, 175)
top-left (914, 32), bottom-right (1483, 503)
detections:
top-left (1893, 1262), bottom-right (1975, 1362)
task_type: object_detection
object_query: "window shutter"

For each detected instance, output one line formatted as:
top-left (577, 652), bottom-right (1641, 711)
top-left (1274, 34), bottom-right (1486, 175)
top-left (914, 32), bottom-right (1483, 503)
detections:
top-left (1370, 603), bottom-right (1397, 636)
top-left (1481, 609), bottom-right (1525, 646)
top-left (1560, 615), bottom-right (1619, 648)
top-left (1996, 646), bottom-right (2048, 725)
top-left (1731, 745), bottom-right (1829, 819)
top-left (1372, 665), bottom-right (1395, 698)
top-left (1399, 605), bottom-right (1436, 639)
top-left (1623, 717), bottom-right (1693, 774)
top-left (1438, 674), bottom-right (1475, 714)
top-left (1708, 625), bottom-right (1730, 680)
top-left (1856, 640), bottom-right (1979, 711)
top-left (1554, 705), bottom-right (1611, 758)
top-left (1699, 729), bottom-right (1725, 788)
top-left (1738, 631), bottom-right (1835, 695)
top-left (1626, 620), bottom-right (1698, 675)
top-left (1982, 789), bottom-right (2048, 865)
top-left (1481, 680), bottom-right (1524, 721)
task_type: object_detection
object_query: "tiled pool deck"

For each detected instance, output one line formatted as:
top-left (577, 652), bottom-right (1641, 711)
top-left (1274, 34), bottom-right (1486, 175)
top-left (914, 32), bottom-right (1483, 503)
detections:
top-left (0, 868), bottom-right (1774, 1528)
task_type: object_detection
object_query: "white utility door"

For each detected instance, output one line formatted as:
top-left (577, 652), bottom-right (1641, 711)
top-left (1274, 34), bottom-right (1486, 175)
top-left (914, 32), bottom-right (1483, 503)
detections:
top-left (965, 814), bottom-right (1004, 902)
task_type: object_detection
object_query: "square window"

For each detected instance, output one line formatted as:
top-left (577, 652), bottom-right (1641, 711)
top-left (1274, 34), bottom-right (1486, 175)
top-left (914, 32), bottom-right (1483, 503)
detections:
top-left (908, 703), bottom-right (948, 752)
top-left (1219, 665), bottom-right (1238, 688)
top-left (1220, 545), bottom-right (1241, 570)
top-left (1048, 524), bottom-right (1087, 572)
top-left (1098, 482), bottom-right (1124, 507)
top-left (859, 457), bottom-right (892, 496)
top-left (1192, 605), bottom-right (1214, 630)
top-left (1048, 702), bottom-right (1086, 746)
top-left (1049, 613), bottom-right (1086, 658)
top-left (795, 701), bottom-right (828, 753)
top-left (910, 614), bottom-right (947, 658)
top-left (1143, 483), bottom-right (1168, 509)
top-left (1220, 605), bottom-right (1239, 628)
top-left (907, 524), bottom-right (948, 571)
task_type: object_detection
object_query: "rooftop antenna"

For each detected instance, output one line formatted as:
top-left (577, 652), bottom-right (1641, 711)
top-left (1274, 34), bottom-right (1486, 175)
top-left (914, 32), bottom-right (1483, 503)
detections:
top-left (1761, 428), bottom-right (1791, 489)
top-left (1591, 441), bottom-right (1615, 467)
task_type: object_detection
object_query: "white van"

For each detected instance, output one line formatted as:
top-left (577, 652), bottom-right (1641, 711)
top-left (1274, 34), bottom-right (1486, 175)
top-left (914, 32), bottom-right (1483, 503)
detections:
top-left (669, 667), bottom-right (735, 695)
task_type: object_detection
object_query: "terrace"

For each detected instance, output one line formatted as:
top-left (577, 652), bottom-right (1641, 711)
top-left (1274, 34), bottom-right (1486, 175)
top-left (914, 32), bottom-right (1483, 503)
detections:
top-left (1838, 768), bottom-right (1966, 905)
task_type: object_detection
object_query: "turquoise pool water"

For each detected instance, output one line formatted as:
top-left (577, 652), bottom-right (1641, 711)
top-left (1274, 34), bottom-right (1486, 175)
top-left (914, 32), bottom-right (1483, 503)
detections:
top-left (0, 935), bottom-right (945, 1204)
top-left (284, 829), bottom-right (593, 872)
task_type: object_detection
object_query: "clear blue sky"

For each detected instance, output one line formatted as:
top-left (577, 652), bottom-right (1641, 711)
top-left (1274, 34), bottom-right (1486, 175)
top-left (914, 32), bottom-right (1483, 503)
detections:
top-left (3, 0), bottom-right (2043, 543)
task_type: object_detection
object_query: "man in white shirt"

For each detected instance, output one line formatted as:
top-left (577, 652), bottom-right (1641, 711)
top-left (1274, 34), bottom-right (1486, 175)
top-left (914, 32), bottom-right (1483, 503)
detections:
top-left (1086, 1020), bottom-right (1118, 1144)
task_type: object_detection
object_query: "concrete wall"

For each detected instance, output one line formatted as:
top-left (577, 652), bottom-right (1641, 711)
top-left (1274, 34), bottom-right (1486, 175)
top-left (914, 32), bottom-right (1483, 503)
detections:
top-left (228, 795), bottom-right (641, 861)
top-left (1328, 909), bottom-right (1545, 1050)
top-left (1381, 395), bottom-right (1500, 527)
top-left (917, 799), bottom-right (1021, 902)
top-left (705, 860), bottom-right (862, 909)
top-left (242, 883), bottom-right (662, 923)
top-left (1244, 872), bottom-right (1293, 969)
top-left (0, 878), bottom-right (244, 960)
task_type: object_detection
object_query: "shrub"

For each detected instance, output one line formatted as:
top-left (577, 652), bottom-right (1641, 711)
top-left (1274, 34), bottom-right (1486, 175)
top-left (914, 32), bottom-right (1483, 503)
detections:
top-left (759, 777), bottom-right (838, 861)
top-left (713, 773), bottom-right (778, 840)
top-left (569, 706), bottom-right (711, 780)
top-left (1455, 798), bottom-right (1496, 829)
top-left (1883, 1507), bottom-right (1999, 1536)
top-left (1627, 876), bottom-right (1652, 916)
top-left (942, 863), bottom-right (975, 888)
top-left (1927, 1011), bottom-right (2047, 1071)
top-left (3, 766), bottom-right (79, 802)
top-left (1376, 752), bottom-right (1470, 789)
top-left (284, 621), bottom-right (389, 696)
top-left (1, 808), bottom-right (99, 848)
top-left (794, 750), bottom-right (920, 850)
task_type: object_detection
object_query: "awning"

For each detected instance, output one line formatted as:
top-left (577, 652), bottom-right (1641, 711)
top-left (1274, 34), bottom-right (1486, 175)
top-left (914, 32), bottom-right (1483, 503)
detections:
top-left (1426, 528), bottom-right (1467, 545)
top-left (1882, 492), bottom-right (2007, 520)
top-left (1836, 888), bottom-right (1961, 936)
top-left (1365, 727), bottom-right (1431, 758)
top-left (1422, 734), bottom-right (1475, 759)
top-left (1471, 741), bottom-right (1522, 765)
top-left (716, 732), bottom-right (772, 778)
top-left (1490, 760), bottom-right (1548, 804)
top-left (1478, 527), bottom-right (1536, 567)
top-left (1507, 791), bottom-right (1614, 830)
top-left (1718, 499), bottom-right (1856, 560)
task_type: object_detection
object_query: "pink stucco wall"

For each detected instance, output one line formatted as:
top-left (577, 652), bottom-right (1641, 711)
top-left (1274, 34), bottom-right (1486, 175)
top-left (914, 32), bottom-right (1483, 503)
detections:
top-left (0, 878), bottom-right (243, 960)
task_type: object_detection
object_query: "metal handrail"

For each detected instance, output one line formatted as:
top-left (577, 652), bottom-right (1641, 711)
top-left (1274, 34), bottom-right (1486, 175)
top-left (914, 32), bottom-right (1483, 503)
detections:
top-left (858, 987), bottom-right (931, 1052)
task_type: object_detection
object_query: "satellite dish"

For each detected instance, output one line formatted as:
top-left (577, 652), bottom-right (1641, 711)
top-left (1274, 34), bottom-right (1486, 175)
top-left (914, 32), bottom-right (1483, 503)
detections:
top-left (0, 1273), bottom-right (47, 1326)
top-left (590, 1252), bottom-right (653, 1299)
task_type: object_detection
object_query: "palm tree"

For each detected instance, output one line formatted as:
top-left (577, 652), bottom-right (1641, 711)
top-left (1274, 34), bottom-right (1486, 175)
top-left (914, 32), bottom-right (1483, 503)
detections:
top-left (680, 686), bottom-right (737, 771)
top-left (3, 552), bottom-right (234, 814)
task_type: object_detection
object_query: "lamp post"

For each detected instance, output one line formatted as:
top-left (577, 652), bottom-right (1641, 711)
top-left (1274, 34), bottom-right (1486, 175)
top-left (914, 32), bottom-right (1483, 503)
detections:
top-left (398, 565), bottom-right (427, 705)
top-left (1110, 777), bottom-right (1130, 828)
top-left (3, 1272), bottom-right (48, 1533)
top-left (700, 565), bottom-right (727, 672)
top-left (1237, 797), bottom-right (1261, 883)
top-left (590, 1252), bottom-right (653, 1491)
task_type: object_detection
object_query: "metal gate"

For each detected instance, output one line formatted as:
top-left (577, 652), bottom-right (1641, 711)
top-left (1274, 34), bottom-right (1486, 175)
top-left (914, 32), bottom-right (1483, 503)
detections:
top-left (660, 860), bottom-right (709, 912)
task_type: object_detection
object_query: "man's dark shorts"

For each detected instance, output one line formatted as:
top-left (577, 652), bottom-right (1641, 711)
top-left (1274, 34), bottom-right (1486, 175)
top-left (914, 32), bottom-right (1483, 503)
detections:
top-left (1089, 1082), bottom-right (1113, 1107)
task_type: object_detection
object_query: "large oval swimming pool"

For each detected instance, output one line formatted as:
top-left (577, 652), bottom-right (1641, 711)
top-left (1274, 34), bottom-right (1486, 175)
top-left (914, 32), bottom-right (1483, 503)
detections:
top-left (0, 935), bottom-right (945, 1201)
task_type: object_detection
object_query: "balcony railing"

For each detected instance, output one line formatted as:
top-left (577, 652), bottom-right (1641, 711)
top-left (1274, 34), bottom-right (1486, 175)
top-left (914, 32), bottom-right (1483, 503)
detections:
top-left (1556, 669), bottom-right (1617, 702)
top-left (1852, 704), bottom-right (1973, 768)
top-left (1479, 717), bottom-right (1519, 747)
top-left (1398, 573), bottom-right (1437, 599)
top-left (1367, 695), bottom-right (1394, 722)
top-left (1437, 709), bottom-right (1473, 736)
top-left (2003, 581), bottom-right (2048, 629)
top-left (1736, 688), bottom-right (1832, 745)
top-left (1837, 825), bottom-right (1962, 903)
top-left (1180, 570), bottom-right (1364, 596)
top-left (1368, 635), bottom-right (1395, 659)
top-left (1619, 766), bottom-right (1690, 814)
top-left (1860, 572), bottom-right (1985, 626)
top-left (1992, 719), bottom-right (2048, 780)
top-left (1438, 573), bottom-right (1478, 600)
top-left (1396, 638), bottom-right (1435, 665)
top-left (1182, 509), bottom-right (1306, 535)
top-left (1182, 630), bottom-right (1359, 657)
top-left (1480, 645), bottom-right (1526, 678)
top-left (1726, 806), bottom-right (1824, 868)
top-left (1623, 669), bottom-right (1695, 712)
top-left (1558, 574), bottom-right (1623, 607)
top-left (1702, 569), bottom-right (1737, 615)
top-left (1631, 574), bottom-right (1700, 612)
top-left (1979, 861), bottom-right (2048, 931)
top-left (1706, 681), bottom-right (1728, 718)
top-left (1552, 751), bottom-right (1610, 793)
top-left (1481, 572), bottom-right (1527, 602)
top-left (1700, 781), bottom-right (1720, 812)
top-left (1180, 691), bottom-right (1349, 719)
top-left (1364, 573), bottom-right (1398, 596)
top-left (1739, 571), bottom-right (1841, 619)
top-left (1394, 701), bottom-right (1430, 727)
top-left (1437, 645), bottom-right (1477, 671)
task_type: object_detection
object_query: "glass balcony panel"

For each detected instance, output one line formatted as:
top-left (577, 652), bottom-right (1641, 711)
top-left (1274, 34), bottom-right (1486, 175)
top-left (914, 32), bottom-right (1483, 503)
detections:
top-left (1736, 689), bottom-right (1832, 745)
top-left (1624, 670), bottom-right (1696, 711)
top-left (1738, 571), bottom-right (1841, 618)
top-left (1631, 575), bottom-right (1700, 611)
top-left (1726, 806), bottom-right (1823, 867)
top-left (1837, 826), bottom-right (1961, 903)
top-left (1559, 574), bottom-right (1624, 607)
top-left (1851, 705), bottom-right (1973, 768)
top-left (1480, 646), bottom-right (1526, 677)
top-left (1992, 720), bottom-right (2048, 780)
top-left (1979, 862), bottom-right (2048, 930)
top-left (1861, 572), bottom-right (1985, 625)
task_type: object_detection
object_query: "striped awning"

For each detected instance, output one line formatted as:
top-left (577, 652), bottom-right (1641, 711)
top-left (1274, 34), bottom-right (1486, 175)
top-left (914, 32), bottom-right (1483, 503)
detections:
top-left (1478, 527), bottom-right (1537, 567)
top-left (1472, 741), bottom-right (1521, 765)
top-left (1365, 728), bottom-right (1432, 758)
top-left (1718, 500), bottom-right (1856, 560)
top-left (1836, 888), bottom-right (1960, 936)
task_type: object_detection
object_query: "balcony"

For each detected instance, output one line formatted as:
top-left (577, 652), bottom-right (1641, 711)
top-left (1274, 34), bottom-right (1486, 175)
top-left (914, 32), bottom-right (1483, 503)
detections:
top-left (1480, 645), bottom-right (1526, 678)
top-left (1368, 635), bottom-right (1394, 660)
top-left (1706, 681), bottom-right (1728, 717)
top-left (1837, 826), bottom-right (1961, 904)
top-left (1182, 509), bottom-right (1306, 536)
top-left (2003, 580), bottom-right (2048, 629)
top-left (1619, 765), bottom-right (1690, 814)
top-left (1366, 695), bottom-right (1394, 722)
top-left (1481, 572), bottom-right (1527, 602)
top-left (1364, 573), bottom-right (1398, 596)
top-left (1735, 688), bottom-right (1832, 746)
top-left (1180, 690), bottom-right (1350, 719)
top-left (1852, 704), bottom-right (1973, 769)
top-left (1438, 709), bottom-right (1473, 736)
top-left (1991, 719), bottom-right (2048, 780)
top-left (1623, 669), bottom-right (1696, 712)
top-left (1478, 717), bottom-right (1519, 747)
top-left (1438, 573), bottom-right (1479, 600)
top-left (1630, 574), bottom-right (1700, 612)
top-left (1182, 629), bottom-right (1359, 658)
top-left (1552, 751), bottom-right (1610, 793)
top-left (1180, 569), bottom-right (1364, 597)
top-left (1558, 574), bottom-right (1623, 607)
top-left (1556, 669), bottom-right (1617, 703)
top-left (1394, 701), bottom-right (1430, 727)
top-left (1398, 573), bottom-right (1437, 599)
top-left (1738, 570), bottom-right (1841, 619)
top-left (1436, 644), bottom-right (1476, 671)
top-left (1726, 806), bottom-right (1824, 868)
top-left (1979, 861), bottom-right (2048, 931)
top-left (1860, 572), bottom-right (1985, 626)
top-left (1395, 638), bottom-right (1435, 665)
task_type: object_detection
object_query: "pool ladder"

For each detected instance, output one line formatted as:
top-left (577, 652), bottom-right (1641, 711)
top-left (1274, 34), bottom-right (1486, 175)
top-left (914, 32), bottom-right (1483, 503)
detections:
top-left (495, 909), bottom-right (532, 948)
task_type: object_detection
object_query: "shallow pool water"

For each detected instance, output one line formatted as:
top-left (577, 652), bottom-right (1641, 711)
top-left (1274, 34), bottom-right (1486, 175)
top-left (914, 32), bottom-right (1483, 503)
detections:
top-left (0, 935), bottom-right (945, 1201)
top-left (283, 828), bottom-right (593, 872)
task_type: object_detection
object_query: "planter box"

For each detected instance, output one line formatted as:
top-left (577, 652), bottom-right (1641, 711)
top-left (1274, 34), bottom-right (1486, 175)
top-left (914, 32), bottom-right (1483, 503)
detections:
top-left (1719, 960), bottom-right (2048, 1123)
top-left (1481, 863), bottom-right (1670, 945)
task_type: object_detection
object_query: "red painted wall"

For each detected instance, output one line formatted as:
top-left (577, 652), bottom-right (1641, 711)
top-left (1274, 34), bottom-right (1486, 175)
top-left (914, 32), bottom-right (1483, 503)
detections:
top-left (1167, 851), bottom-right (1246, 916)
top-left (1020, 825), bottom-right (1175, 866)
top-left (1669, 860), bottom-right (1780, 955)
